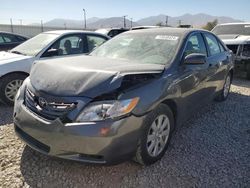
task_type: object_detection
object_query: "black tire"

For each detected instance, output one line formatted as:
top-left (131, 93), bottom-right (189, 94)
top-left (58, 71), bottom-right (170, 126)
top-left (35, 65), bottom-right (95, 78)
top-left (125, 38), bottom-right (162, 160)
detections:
top-left (133, 104), bottom-right (174, 166)
top-left (215, 73), bottom-right (232, 102)
top-left (0, 73), bottom-right (27, 105)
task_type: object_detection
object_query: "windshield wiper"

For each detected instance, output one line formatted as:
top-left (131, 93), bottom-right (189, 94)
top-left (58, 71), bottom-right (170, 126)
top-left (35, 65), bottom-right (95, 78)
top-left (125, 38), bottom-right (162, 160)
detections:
top-left (11, 50), bottom-right (27, 56)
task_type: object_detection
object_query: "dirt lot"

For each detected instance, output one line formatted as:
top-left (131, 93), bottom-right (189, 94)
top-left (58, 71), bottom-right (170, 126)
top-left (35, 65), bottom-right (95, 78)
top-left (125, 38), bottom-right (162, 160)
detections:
top-left (0, 78), bottom-right (249, 188)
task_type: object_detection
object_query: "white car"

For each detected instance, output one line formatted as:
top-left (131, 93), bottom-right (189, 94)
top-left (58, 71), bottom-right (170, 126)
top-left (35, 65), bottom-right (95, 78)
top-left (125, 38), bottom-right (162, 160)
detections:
top-left (0, 30), bottom-right (109, 104)
top-left (212, 23), bottom-right (250, 79)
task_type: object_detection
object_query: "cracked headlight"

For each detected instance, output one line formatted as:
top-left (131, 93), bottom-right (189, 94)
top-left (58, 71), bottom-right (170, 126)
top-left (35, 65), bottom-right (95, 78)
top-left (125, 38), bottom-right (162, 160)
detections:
top-left (76, 97), bottom-right (139, 122)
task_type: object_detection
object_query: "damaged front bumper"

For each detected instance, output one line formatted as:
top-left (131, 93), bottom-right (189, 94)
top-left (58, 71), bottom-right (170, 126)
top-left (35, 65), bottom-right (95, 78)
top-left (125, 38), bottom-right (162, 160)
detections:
top-left (14, 96), bottom-right (145, 165)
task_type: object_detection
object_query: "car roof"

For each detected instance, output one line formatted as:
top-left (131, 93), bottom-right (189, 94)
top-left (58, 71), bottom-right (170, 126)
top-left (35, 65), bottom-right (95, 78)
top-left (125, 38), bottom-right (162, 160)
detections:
top-left (127, 27), bottom-right (207, 36)
top-left (131, 26), bottom-right (160, 30)
top-left (217, 22), bottom-right (250, 26)
top-left (43, 30), bottom-right (109, 37)
top-left (0, 31), bottom-right (29, 38)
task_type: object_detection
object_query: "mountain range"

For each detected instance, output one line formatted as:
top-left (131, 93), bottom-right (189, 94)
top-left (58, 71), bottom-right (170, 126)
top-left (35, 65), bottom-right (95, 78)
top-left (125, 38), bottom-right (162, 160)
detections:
top-left (43, 13), bottom-right (242, 29)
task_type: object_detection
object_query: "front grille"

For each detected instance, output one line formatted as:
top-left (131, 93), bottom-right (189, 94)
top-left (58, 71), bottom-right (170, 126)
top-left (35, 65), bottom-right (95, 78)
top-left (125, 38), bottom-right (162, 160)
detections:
top-left (15, 125), bottom-right (50, 153)
top-left (25, 88), bottom-right (76, 121)
top-left (227, 44), bottom-right (239, 55)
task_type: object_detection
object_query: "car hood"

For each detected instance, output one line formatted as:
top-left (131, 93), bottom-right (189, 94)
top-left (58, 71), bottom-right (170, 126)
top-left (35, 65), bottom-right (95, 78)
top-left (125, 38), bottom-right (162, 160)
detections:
top-left (0, 51), bottom-right (32, 65)
top-left (30, 55), bottom-right (165, 98)
top-left (218, 35), bottom-right (250, 45)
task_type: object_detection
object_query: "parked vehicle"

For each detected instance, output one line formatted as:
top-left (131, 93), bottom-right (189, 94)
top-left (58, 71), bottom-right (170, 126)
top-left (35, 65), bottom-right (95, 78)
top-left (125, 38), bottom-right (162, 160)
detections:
top-left (0, 31), bottom-right (28, 51)
top-left (212, 23), bottom-right (250, 79)
top-left (95, 28), bottom-right (129, 37)
top-left (0, 30), bottom-right (109, 105)
top-left (14, 28), bottom-right (234, 165)
top-left (131, 26), bottom-right (160, 30)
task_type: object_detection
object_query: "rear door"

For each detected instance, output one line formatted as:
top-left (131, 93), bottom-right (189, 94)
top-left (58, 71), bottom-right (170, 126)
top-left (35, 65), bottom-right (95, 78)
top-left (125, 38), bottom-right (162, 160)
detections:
top-left (202, 32), bottom-right (230, 93)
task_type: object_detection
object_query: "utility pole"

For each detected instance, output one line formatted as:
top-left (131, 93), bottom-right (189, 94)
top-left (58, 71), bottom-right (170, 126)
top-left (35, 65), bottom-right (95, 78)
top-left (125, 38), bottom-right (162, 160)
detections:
top-left (178, 20), bottom-right (182, 26)
top-left (64, 22), bottom-right (67, 29)
top-left (165, 16), bottom-right (168, 26)
top-left (41, 20), bottom-right (44, 32)
top-left (123, 15), bottom-right (127, 28)
top-left (10, 18), bottom-right (13, 33)
top-left (83, 8), bottom-right (87, 29)
top-left (130, 18), bottom-right (133, 28)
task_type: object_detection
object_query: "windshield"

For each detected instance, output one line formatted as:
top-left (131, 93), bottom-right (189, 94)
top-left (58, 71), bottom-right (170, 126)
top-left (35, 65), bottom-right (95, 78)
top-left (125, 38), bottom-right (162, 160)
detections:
top-left (11, 33), bottom-right (59, 56)
top-left (91, 32), bottom-right (180, 65)
top-left (213, 24), bottom-right (250, 35)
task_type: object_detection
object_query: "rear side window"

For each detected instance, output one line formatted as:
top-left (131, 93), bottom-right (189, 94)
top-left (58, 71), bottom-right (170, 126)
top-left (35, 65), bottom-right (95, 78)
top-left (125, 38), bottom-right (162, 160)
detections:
top-left (204, 33), bottom-right (221, 56)
top-left (2, 34), bottom-right (19, 43)
top-left (87, 35), bottom-right (107, 52)
top-left (184, 33), bottom-right (207, 56)
top-left (16, 36), bottom-right (27, 41)
top-left (0, 36), bottom-right (4, 44)
top-left (218, 40), bottom-right (226, 52)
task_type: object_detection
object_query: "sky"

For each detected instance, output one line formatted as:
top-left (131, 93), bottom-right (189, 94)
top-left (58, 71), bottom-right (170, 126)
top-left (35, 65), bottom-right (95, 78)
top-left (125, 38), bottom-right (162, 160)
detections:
top-left (1, 0), bottom-right (250, 24)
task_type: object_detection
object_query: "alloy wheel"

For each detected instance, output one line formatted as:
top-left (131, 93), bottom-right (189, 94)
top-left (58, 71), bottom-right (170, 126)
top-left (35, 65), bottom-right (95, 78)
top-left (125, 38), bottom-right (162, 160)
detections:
top-left (4, 79), bottom-right (23, 102)
top-left (146, 114), bottom-right (170, 157)
top-left (223, 75), bottom-right (231, 98)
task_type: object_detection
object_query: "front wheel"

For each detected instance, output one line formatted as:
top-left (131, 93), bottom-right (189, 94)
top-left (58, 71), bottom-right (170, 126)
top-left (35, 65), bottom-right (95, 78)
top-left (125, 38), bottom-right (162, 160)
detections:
top-left (134, 104), bottom-right (174, 165)
top-left (0, 73), bottom-right (27, 105)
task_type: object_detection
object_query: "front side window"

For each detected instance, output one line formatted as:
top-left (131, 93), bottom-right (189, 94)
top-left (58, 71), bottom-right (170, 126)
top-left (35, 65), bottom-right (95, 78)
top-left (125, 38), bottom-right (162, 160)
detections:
top-left (87, 35), bottom-right (107, 52)
top-left (91, 33), bottom-right (180, 65)
top-left (184, 33), bottom-right (207, 56)
top-left (204, 33), bottom-right (221, 56)
top-left (46, 34), bottom-right (85, 56)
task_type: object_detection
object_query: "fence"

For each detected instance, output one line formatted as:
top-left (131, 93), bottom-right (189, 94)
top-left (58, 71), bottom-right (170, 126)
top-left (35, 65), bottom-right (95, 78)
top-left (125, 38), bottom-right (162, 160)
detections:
top-left (0, 24), bottom-right (92, 38)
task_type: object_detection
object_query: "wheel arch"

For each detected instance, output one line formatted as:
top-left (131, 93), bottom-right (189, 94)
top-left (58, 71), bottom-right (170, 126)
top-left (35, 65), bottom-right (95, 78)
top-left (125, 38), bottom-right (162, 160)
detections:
top-left (0, 71), bottom-right (29, 79)
top-left (161, 99), bottom-right (178, 126)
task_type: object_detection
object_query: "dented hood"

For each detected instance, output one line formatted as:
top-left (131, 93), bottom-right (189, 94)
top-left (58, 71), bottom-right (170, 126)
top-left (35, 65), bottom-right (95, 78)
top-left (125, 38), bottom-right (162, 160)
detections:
top-left (30, 55), bottom-right (165, 98)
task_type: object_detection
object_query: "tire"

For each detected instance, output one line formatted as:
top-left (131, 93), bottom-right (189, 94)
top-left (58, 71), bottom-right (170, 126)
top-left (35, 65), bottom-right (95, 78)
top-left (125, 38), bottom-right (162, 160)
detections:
top-left (133, 104), bottom-right (174, 165)
top-left (215, 73), bottom-right (232, 102)
top-left (0, 73), bottom-right (27, 105)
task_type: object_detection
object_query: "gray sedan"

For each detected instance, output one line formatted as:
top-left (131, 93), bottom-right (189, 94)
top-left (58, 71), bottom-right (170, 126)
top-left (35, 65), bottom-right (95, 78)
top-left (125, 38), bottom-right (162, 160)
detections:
top-left (14, 28), bottom-right (234, 165)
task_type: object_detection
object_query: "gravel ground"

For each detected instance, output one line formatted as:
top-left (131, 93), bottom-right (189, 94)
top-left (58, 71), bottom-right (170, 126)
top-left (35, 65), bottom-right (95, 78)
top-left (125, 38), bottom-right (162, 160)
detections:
top-left (0, 78), bottom-right (249, 188)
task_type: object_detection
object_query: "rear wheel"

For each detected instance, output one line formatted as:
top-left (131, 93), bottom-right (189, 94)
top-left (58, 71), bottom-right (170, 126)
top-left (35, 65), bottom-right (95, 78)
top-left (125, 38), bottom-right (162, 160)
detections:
top-left (215, 73), bottom-right (232, 102)
top-left (134, 104), bottom-right (174, 165)
top-left (0, 73), bottom-right (27, 105)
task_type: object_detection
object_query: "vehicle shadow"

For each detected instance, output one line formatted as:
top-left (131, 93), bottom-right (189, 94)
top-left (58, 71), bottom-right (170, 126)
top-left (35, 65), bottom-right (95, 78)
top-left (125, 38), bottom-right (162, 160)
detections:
top-left (0, 103), bottom-right (13, 125)
top-left (20, 146), bottom-right (142, 188)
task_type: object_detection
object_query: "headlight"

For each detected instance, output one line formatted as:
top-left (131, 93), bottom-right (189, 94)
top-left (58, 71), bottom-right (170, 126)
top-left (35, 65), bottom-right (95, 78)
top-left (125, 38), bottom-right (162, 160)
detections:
top-left (76, 97), bottom-right (139, 122)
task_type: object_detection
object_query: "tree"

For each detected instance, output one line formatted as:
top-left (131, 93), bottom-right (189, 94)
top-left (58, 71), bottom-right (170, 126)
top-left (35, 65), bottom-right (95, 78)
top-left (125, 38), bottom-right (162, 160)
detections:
top-left (202, 19), bottom-right (218, 31)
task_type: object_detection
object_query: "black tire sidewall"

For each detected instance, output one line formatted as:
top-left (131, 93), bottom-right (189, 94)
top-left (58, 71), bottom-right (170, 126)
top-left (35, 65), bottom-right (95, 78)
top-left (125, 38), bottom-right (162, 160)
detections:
top-left (222, 73), bottom-right (232, 100)
top-left (138, 104), bottom-right (174, 165)
top-left (0, 73), bottom-right (27, 105)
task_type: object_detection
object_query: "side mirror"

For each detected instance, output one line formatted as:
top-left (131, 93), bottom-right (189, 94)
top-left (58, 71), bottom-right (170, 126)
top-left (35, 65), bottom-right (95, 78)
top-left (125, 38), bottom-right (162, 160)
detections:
top-left (42, 48), bottom-right (59, 57)
top-left (184, 53), bottom-right (206, 65)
